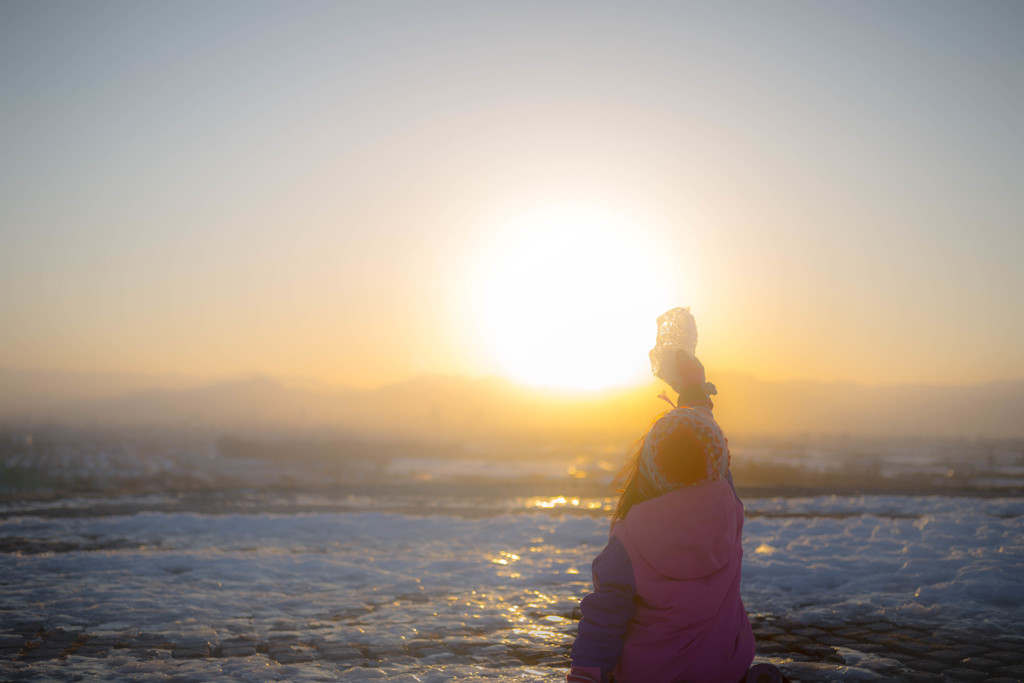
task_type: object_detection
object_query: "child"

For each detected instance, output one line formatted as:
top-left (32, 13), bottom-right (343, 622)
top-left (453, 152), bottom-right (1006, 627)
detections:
top-left (567, 350), bottom-right (774, 683)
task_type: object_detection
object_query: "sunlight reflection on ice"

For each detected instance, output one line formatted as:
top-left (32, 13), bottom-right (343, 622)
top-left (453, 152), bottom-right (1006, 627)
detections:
top-left (2, 494), bottom-right (1022, 681)
top-left (526, 496), bottom-right (610, 512)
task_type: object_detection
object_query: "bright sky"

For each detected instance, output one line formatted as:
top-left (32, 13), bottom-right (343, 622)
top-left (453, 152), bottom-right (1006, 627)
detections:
top-left (2, 1), bottom-right (1022, 390)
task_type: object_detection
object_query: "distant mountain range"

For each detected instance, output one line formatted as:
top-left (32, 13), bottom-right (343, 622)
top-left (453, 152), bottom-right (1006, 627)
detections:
top-left (1, 368), bottom-right (1022, 440)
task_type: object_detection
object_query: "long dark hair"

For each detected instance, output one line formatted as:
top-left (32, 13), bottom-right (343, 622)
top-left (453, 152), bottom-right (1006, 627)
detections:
top-left (611, 398), bottom-right (715, 522)
top-left (611, 436), bottom-right (648, 522)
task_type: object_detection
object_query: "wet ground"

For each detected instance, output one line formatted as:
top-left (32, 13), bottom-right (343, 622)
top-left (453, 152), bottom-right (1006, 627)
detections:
top-left (2, 487), bottom-right (1022, 682)
top-left (2, 611), bottom-right (1023, 681)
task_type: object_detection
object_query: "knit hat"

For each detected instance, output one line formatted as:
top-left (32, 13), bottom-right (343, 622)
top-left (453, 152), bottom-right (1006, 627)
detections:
top-left (637, 405), bottom-right (731, 498)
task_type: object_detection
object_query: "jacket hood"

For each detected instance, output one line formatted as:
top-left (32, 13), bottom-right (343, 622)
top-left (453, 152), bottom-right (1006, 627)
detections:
top-left (619, 478), bottom-right (742, 580)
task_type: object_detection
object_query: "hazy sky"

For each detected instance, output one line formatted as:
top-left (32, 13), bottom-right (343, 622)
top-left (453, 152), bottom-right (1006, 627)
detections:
top-left (2, 1), bottom-right (1022, 389)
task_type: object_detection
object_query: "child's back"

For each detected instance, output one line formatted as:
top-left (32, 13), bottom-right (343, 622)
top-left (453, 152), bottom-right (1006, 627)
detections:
top-left (568, 405), bottom-right (755, 683)
top-left (608, 478), bottom-right (753, 682)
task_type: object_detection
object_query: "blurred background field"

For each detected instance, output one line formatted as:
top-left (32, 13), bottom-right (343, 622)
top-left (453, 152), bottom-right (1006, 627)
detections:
top-left (3, 419), bottom-right (1022, 504)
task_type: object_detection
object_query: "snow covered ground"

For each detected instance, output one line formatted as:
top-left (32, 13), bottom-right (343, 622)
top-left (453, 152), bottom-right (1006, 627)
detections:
top-left (1, 432), bottom-right (1023, 681)
top-left (1, 484), bottom-right (1022, 681)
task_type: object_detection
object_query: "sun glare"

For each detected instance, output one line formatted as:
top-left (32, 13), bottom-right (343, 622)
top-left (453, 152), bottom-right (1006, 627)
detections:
top-left (477, 207), bottom-right (674, 391)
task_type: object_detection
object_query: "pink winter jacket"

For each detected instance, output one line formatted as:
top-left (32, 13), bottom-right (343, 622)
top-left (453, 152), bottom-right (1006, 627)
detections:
top-left (570, 476), bottom-right (755, 683)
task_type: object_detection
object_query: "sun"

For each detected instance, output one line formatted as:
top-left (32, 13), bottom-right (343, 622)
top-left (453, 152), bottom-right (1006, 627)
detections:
top-left (476, 206), bottom-right (675, 391)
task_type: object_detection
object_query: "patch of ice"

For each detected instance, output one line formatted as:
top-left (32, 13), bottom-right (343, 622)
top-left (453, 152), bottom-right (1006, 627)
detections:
top-left (1, 494), bottom-right (1022, 680)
